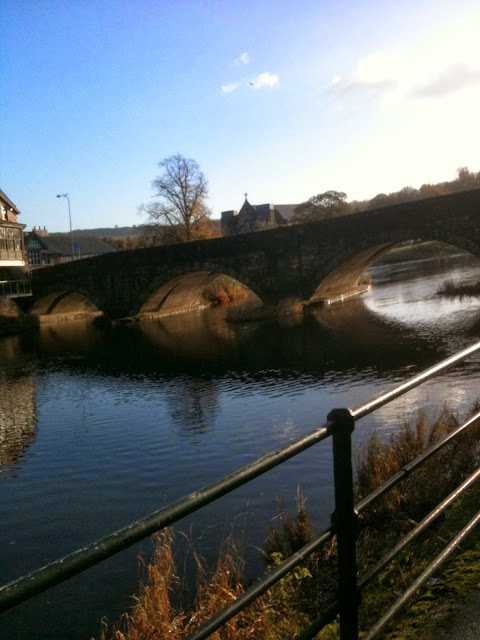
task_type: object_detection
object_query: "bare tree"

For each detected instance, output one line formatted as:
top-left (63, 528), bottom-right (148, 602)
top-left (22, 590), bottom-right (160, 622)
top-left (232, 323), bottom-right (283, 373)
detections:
top-left (140, 154), bottom-right (214, 244)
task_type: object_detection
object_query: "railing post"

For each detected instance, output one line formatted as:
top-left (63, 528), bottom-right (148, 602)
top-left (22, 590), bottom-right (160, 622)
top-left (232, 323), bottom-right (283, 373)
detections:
top-left (328, 408), bottom-right (359, 640)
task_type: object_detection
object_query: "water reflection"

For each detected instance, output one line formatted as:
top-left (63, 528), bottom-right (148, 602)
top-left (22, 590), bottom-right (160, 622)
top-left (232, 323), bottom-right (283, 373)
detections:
top-left (166, 378), bottom-right (219, 438)
top-left (0, 336), bottom-right (36, 477)
top-left (32, 306), bottom-right (442, 385)
top-left (38, 319), bottom-right (107, 355)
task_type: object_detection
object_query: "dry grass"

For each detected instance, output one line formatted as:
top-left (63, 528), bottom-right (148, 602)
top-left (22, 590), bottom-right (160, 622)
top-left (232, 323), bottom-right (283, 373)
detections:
top-left (202, 276), bottom-right (251, 306)
top-left (99, 529), bottom-right (271, 640)
top-left (98, 403), bottom-right (480, 640)
top-left (355, 403), bottom-right (480, 528)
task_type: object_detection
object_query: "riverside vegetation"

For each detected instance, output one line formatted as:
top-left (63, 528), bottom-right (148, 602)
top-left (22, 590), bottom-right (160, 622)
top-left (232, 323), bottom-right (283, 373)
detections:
top-left (97, 403), bottom-right (480, 640)
top-left (437, 279), bottom-right (480, 299)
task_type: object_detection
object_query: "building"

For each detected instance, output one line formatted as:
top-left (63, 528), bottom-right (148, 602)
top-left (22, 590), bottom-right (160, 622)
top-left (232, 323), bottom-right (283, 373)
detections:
top-left (221, 196), bottom-right (298, 236)
top-left (25, 228), bottom-right (117, 268)
top-left (0, 189), bottom-right (30, 299)
top-left (0, 189), bottom-right (26, 267)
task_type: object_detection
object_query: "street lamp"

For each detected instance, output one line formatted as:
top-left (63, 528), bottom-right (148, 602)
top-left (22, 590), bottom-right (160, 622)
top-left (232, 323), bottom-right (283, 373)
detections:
top-left (56, 193), bottom-right (74, 261)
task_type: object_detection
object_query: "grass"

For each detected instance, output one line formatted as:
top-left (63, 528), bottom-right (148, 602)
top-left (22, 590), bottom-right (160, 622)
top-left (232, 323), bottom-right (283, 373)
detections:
top-left (378, 241), bottom-right (462, 265)
top-left (97, 403), bottom-right (480, 640)
top-left (437, 278), bottom-right (480, 298)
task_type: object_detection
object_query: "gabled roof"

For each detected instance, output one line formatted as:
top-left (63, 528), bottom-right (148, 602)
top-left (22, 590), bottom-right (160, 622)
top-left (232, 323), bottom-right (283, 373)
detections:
top-left (238, 198), bottom-right (258, 216)
top-left (27, 232), bottom-right (117, 255)
top-left (0, 189), bottom-right (20, 215)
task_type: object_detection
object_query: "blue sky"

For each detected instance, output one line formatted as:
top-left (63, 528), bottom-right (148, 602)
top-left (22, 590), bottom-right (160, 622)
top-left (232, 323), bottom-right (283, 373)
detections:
top-left (1, 0), bottom-right (479, 232)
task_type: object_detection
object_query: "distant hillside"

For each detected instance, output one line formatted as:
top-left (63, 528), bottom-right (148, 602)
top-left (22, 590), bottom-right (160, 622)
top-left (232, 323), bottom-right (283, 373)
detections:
top-left (51, 226), bottom-right (143, 239)
top-left (51, 220), bottom-right (221, 239)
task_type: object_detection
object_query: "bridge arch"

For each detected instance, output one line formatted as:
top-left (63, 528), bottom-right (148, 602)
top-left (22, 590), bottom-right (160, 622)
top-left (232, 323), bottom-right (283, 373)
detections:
top-left (136, 263), bottom-right (261, 317)
top-left (29, 289), bottom-right (102, 318)
top-left (309, 229), bottom-right (480, 302)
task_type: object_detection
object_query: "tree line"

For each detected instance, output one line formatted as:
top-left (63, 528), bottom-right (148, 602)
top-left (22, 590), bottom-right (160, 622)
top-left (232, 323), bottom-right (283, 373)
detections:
top-left (105, 156), bottom-right (480, 250)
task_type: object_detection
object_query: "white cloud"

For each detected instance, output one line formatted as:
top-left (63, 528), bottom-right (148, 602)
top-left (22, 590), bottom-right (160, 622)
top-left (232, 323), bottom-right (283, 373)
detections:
top-left (221, 82), bottom-right (240, 94)
top-left (328, 52), bottom-right (397, 102)
top-left (329, 21), bottom-right (480, 107)
top-left (233, 52), bottom-right (249, 66)
top-left (412, 63), bottom-right (480, 98)
top-left (252, 72), bottom-right (279, 89)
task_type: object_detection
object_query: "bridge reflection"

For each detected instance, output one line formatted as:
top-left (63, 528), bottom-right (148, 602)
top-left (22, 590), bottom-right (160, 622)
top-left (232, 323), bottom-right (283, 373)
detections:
top-left (31, 297), bottom-right (447, 380)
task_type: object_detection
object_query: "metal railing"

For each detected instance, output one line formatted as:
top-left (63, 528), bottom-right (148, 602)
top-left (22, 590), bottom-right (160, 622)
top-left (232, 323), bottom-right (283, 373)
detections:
top-left (2, 341), bottom-right (480, 639)
top-left (0, 279), bottom-right (32, 298)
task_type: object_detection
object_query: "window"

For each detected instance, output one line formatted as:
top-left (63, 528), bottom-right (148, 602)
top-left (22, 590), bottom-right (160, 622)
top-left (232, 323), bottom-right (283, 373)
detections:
top-left (27, 237), bottom-right (42, 249)
top-left (7, 228), bottom-right (14, 251)
top-left (29, 249), bottom-right (41, 266)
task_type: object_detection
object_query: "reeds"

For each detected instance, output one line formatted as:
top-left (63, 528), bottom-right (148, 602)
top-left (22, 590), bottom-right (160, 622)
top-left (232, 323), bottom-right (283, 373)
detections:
top-left (99, 528), bottom-right (271, 640)
top-left (356, 403), bottom-right (480, 527)
top-left (436, 278), bottom-right (480, 298)
top-left (99, 403), bottom-right (480, 640)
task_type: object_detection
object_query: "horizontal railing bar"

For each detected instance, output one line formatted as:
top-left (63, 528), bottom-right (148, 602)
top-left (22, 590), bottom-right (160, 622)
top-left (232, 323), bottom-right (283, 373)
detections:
top-left (356, 408), bottom-right (480, 513)
top-left (184, 528), bottom-right (333, 640)
top-left (358, 463), bottom-right (480, 590)
top-left (0, 422), bottom-right (332, 613)
top-left (352, 340), bottom-right (480, 421)
top-left (362, 508), bottom-right (480, 640)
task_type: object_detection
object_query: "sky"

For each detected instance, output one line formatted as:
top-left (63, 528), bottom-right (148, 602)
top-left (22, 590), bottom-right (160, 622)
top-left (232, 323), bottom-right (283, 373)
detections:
top-left (1, 0), bottom-right (480, 233)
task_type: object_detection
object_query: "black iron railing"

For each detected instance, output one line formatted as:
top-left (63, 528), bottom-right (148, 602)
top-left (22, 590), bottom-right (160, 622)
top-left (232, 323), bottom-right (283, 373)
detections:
top-left (0, 279), bottom-right (32, 298)
top-left (2, 341), bottom-right (480, 639)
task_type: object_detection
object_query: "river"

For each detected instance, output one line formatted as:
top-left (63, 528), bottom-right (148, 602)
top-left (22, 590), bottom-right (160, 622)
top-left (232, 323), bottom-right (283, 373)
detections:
top-left (2, 253), bottom-right (480, 640)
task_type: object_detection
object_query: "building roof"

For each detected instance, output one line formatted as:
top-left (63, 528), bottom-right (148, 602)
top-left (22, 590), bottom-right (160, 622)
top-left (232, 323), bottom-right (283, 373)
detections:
top-left (252, 203), bottom-right (298, 221)
top-left (0, 189), bottom-right (20, 215)
top-left (26, 232), bottom-right (117, 256)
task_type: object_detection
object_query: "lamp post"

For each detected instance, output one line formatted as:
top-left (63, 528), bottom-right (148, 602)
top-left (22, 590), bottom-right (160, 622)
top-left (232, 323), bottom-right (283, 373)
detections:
top-left (56, 193), bottom-right (74, 261)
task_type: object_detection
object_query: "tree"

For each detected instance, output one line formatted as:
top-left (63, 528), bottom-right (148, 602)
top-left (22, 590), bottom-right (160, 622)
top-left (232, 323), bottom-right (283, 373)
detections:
top-left (140, 154), bottom-right (214, 244)
top-left (292, 190), bottom-right (352, 223)
top-left (455, 167), bottom-right (480, 191)
top-left (418, 183), bottom-right (444, 199)
top-left (367, 193), bottom-right (391, 209)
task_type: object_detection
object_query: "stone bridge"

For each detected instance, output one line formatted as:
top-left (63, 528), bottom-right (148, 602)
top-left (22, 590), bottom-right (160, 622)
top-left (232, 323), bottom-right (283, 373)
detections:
top-left (26, 189), bottom-right (480, 320)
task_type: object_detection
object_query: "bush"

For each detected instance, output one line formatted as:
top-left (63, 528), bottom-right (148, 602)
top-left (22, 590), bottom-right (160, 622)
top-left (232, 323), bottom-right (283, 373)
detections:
top-left (202, 275), bottom-right (251, 305)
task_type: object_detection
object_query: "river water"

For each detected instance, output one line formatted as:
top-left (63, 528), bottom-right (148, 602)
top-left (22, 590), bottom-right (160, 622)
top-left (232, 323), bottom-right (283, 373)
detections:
top-left (3, 253), bottom-right (480, 640)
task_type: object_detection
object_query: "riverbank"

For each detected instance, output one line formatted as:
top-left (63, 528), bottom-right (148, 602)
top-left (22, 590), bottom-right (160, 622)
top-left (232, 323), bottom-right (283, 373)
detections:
top-left (377, 241), bottom-right (463, 265)
top-left (97, 403), bottom-right (480, 640)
